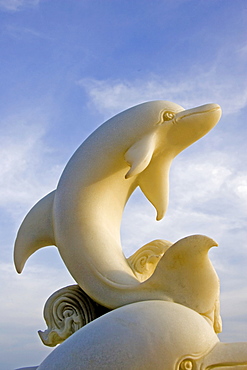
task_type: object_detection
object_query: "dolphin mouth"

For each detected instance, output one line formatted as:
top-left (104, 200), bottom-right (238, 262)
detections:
top-left (198, 342), bottom-right (247, 369)
top-left (174, 104), bottom-right (221, 123)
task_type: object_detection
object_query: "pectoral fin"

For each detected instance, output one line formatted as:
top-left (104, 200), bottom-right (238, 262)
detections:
top-left (138, 158), bottom-right (172, 221)
top-left (124, 134), bottom-right (156, 178)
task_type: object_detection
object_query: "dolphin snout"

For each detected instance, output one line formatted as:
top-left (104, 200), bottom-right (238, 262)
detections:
top-left (175, 103), bottom-right (222, 122)
top-left (166, 103), bottom-right (222, 153)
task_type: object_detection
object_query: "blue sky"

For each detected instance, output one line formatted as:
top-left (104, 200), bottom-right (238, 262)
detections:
top-left (0, 0), bottom-right (246, 368)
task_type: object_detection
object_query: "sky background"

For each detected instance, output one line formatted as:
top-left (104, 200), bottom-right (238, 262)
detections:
top-left (0, 0), bottom-right (246, 369)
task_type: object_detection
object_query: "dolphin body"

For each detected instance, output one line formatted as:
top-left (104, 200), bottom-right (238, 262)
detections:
top-left (14, 101), bottom-right (222, 314)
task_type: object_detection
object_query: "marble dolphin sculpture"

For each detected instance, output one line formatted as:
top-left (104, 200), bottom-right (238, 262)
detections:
top-left (33, 301), bottom-right (247, 370)
top-left (14, 101), bottom-right (222, 313)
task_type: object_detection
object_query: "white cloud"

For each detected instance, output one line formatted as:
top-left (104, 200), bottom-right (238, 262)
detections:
top-left (3, 24), bottom-right (53, 41)
top-left (0, 261), bottom-right (74, 322)
top-left (0, 0), bottom-right (39, 12)
top-left (0, 109), bottom-right (62, 223)
top-left (170, 152), bottom-right (247, 213)
top-left (79, 72), bottom-right (247, 120)
top-left (219, 284), bottom-right (247, 342)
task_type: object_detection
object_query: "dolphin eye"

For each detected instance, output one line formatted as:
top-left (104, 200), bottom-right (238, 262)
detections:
top-left (163, 111), bottom-right (175, 121)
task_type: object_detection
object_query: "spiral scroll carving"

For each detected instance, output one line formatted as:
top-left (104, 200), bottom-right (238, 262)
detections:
top-left (38, 284), bottom-right (109, 347)
top-left (127, 239), bottom-right (172, 282)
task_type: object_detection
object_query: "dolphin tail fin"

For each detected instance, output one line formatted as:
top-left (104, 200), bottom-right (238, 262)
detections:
top-left (14, 190), bottom-right (56, 273)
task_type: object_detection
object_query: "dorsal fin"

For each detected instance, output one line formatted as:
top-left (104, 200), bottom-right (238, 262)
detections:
top-left (14, 190), bottom-right (56, 273)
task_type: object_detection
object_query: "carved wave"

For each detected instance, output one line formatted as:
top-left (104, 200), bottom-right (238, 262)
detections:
top-left (38, 284), bottom-right (109, 346)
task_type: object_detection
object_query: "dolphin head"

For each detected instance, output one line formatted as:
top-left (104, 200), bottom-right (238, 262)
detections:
top-left (126, 102), bottom-right (222, 220)
top-left (162, 103), bottom-right (222, 156)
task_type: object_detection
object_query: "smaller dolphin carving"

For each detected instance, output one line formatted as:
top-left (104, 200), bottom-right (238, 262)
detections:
top-left (14, 101), bottom-right (222, 323)
top-left (34, 301), bottom-right (246, 370)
